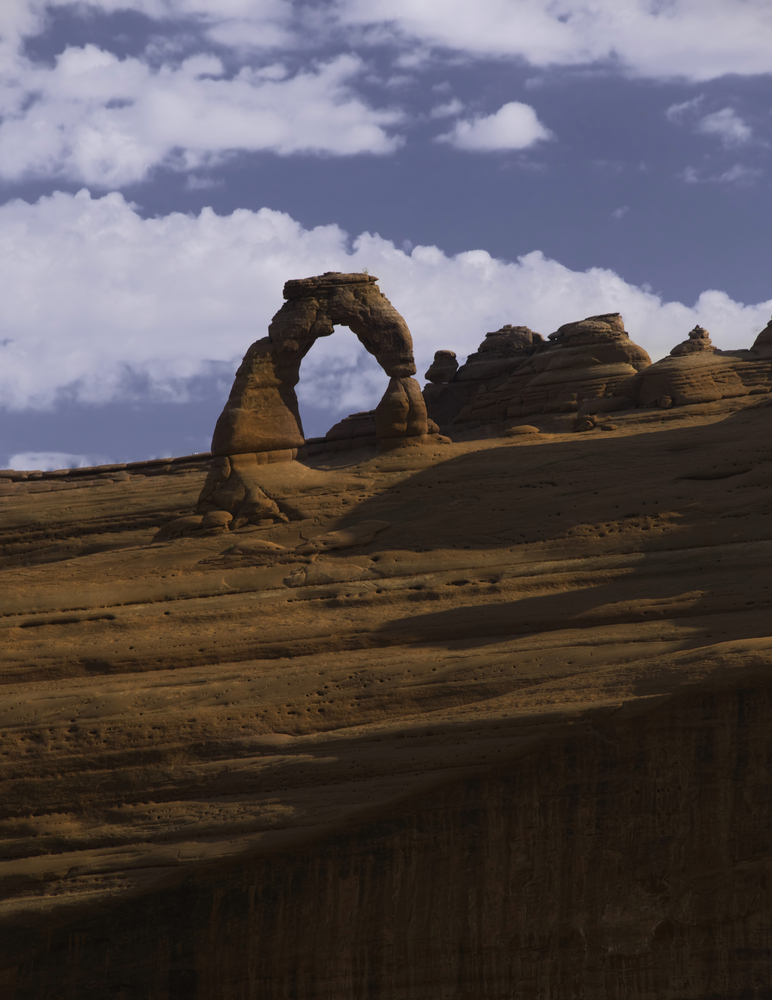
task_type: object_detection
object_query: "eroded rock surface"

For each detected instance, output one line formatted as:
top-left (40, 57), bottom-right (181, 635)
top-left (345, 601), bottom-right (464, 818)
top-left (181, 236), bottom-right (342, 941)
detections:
top-left (202, 273), bottom-right (447, 526)
top-left (424, 349), bottom-right (458, 383)
top-left (424, 313), bottom-right (650, 430)
top-left (3, 394), bottom-right (772, 998)
top-left (212, 272), bottom-right (424, 457)
top-left (670, 324), bottom-right (715, 356)
top-left (427, 314), bottom-right (772, 434)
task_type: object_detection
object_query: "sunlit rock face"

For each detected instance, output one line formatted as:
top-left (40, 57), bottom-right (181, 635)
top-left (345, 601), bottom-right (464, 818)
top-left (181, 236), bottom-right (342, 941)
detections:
top-left (670, 324), bottom-right (715, 356)
top-left (424, 313), bottom-right (652, 430)
top-left (6, 315), bottom-right (772, 999)
top-left (197, 273), bottom-right (448, 532)
top-left (211, 272), bottom-right (421, 458)
top-left (426, 314), bottom-right (772, 432)
top-left (634, 320), bottom-right (772, 410)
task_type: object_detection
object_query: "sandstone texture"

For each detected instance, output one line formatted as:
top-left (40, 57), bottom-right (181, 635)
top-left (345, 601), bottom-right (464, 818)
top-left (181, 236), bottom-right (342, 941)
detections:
top-left (3, 392), bottom-right (772, 998)
top-left (426, 313), bottom-right (772, 436)
top-left (424, 313), bottom-right (650, 430)
top-left (670, 324), bottom-right (715, 356)
top-left (212, 272), bottom-right (429, 457)
top-left (199, 273), bottom-right (448, 531)
top-left (424, 349), bottom-right (459, 384)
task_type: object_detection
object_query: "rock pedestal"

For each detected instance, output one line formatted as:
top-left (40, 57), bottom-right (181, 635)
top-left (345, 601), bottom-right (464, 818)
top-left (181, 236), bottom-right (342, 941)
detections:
top-left (670, 325), bottom-right (715, 357)
top-left (212, 272), bottom-right (425, 458)
top-left (424, 350), bottom-right (459, 384)
top-left (183, 273), bottom-right (444, 534)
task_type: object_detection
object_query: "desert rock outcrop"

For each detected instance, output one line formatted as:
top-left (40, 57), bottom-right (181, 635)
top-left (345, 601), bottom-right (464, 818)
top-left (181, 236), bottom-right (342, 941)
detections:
top-left (631, 320), bottom-right (772, 409)
top-left (424, 349), bottom-right (459, 383)
top-left (670, 324), bottom-right (715, 356)
top-left (426, 315), bottom-right (772, 433)
top-left (4, 391), bottom-right (772, 998)
top-left (424, 313), bottom-right (651, 430)
top-left (212, 272), bottom-right (424, 457)
top-left (181, 273), bottom-right (447, 534)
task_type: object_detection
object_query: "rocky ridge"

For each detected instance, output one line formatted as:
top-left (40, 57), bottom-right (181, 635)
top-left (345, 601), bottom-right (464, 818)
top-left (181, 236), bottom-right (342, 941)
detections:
top-left (425, 312), bottom-right (772, 434)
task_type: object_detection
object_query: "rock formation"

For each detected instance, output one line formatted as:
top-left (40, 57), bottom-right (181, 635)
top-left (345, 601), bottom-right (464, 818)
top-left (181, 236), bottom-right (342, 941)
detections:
top-left (425, 315), bottom-right (772, 433)
top-left (669, 324), bottom-right (714, 356)
top-left (170, 273), bottom-right (446, 535)
top-left (5, 388), bottom-right (772, 998)
top-left (211, 272), bottom-right (427, 457)
top-left (629, 319), bottom-right (772, 409)
top-left (424, 313), bottom-right (651, 430)
top-left (424, 349), bottom-right (458, 384)
top-left (750, 316), bottom-right (772, 356)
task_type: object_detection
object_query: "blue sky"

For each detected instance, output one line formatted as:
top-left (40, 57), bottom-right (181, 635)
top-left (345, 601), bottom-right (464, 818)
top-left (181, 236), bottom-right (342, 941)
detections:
top-left (1, 0), bottom-right (771, 469)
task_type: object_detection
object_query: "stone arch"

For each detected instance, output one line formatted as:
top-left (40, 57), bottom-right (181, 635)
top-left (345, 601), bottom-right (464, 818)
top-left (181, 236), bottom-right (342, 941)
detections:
top-left (211, 272), bottom-right (431, 458)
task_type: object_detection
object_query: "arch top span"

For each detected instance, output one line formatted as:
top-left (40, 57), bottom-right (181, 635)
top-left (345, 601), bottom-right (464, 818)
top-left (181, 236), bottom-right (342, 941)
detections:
top-left (212, 271), bottom-right (426, 458)
top-left (270, 271), bottom-right (417, 379)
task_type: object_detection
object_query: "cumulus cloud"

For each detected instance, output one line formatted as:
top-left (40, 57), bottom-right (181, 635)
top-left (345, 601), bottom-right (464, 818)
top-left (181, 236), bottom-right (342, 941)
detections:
top-left (697, 107), bottom-right (753, 146)
top-left (430, 98), bottom-right (464, 119)
top-left (438, 102), bottom-right (552, 151)
top-left (12, 1), bottom-right (772, 83)
top-left (336, 0), bottom-right (772, 81)
top-left (0, 44), bottom-right (402, 186)
top-left (1, 190), bottom-right (771, 421)
top-left (62, 0), bottom-right (771, 82)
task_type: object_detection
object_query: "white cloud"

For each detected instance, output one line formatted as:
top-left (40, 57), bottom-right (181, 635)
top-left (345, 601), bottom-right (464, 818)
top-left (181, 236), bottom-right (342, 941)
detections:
top-left (438, 101), bottom-right (552, 151)
top-left (430, 99), bottom-right (463, 119)
top-left (665, 95), bottom-right (704, 122)
top-left (335, 0), bottom-right (772, 81)
top-left (6, 451), bottom-right (109, 471)
top-left (0, 44), bottom-right (403, 186)
top-left (715, 164), bottom-right (760, 183)
top-left (612, 206), bottom-right (629, 219)
top-left (184, 173), bottom-right (223, 190)
top-left (681, 163), bottom-right (761, 184)
top-left (2, 190), bottom-right (771, 420)
top-left (13, 1), bottom-right (772, 83)
top-left (697, 107), bottom-right (753, 146)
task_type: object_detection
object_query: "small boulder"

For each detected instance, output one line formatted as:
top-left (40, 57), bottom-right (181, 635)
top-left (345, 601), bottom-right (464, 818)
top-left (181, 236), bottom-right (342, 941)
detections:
top-left (153, 515), bottom-right (205, 541)
top-left (504, 425), bottom-right (540, 436)
top-left (424, 350), bottom-right (459, 384)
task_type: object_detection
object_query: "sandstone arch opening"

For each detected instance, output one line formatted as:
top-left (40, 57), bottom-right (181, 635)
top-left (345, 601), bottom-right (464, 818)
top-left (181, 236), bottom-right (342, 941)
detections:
top-left (293, 325), bottom-right (387, 444)
top-left (165, 272), bottom-right (447, 538)
top-left (211, 272), bottom-right (432, 460)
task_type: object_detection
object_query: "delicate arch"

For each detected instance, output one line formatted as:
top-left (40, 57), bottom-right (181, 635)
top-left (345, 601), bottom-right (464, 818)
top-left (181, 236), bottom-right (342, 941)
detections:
top-left (211, 272), bottom-right (428, 457)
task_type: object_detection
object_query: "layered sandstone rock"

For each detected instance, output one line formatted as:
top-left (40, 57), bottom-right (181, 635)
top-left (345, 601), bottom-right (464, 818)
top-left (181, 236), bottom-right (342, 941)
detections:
top-left (5, 393), bottom-right (772, 998)
top-left (212, 272), bottom-right (422, 457)
top-left (670, 324), bottom-right (715, 356)
top-left (425, 313), bottom-right (651, 430)
top-left (750, 316), bottom-right (772, 356)
top-left (424, 349), bottom-right (458, 384)
top-left (425, 315), bottom-right (772, 433)
top-left (630, 320), bottom-right (772, 409)
top-left (195, 273), bottom-right (445, 530)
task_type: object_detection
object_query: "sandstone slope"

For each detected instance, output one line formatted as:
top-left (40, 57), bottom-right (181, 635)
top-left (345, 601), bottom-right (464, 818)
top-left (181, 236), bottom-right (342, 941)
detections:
top-left (2, 396), bottom-right (772, 998)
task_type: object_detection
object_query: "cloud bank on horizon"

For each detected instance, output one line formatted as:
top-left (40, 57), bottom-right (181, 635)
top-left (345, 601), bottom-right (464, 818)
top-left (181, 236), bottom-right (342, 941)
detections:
top-left (1, 189), bottom-right (770, 417)
top-left (1, 0), bottom-right (771, 464)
